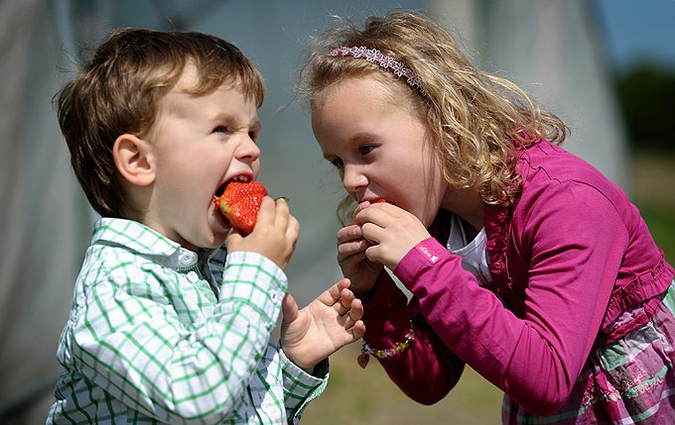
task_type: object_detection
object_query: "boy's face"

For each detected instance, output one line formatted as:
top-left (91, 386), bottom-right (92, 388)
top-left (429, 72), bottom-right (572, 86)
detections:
top-left (143, 63), bottom-right (261, 251)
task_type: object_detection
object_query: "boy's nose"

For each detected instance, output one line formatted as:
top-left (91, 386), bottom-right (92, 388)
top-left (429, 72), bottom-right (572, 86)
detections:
top-left (236, 136), bottom-right (260, 162)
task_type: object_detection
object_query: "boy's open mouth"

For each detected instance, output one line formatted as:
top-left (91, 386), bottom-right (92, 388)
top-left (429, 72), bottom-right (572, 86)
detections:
top-left (215, 182), bottom-right (228, 199)
top-left (214, 181), bottom-right (233, 224)
top-left (215, 176), bottom-right (252, 201)
top-left (213, 176), bottom-right (258, 226)
top-left (212, 179), bottom-right (268, 235)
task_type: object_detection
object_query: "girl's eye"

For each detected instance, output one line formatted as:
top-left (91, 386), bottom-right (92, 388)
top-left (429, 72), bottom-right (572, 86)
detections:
top-left (359, 145), bottom-right (375, 155)
top-left (249, 131), bottom-right (258, 142)
top-left (330, 157), bottom-right (344, 168)
top-left (213, 126), bottom-right (228, 133)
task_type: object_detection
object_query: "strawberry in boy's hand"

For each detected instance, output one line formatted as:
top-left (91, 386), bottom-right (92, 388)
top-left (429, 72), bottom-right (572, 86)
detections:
top-left (214, 181), bottom-right (268, 235)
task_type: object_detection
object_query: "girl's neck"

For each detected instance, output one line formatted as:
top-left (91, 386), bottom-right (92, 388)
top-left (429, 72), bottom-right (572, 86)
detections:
top-left (460, 217), bottom-right (481, 241)
top-left (442, 187), bottom-right (485, 233)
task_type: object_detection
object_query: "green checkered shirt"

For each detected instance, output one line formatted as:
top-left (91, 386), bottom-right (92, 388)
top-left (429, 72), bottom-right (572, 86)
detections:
top-left (47, 218), bottom-right (328, 424)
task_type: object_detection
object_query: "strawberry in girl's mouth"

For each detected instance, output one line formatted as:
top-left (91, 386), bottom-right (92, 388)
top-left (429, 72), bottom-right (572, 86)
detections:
top-left (214, 180), bottom-right (267, 235)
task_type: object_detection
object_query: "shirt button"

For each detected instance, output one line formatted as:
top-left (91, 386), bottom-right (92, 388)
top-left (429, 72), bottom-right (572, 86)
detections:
top-left (179, 252), bottom-right (196, 265)
top-left (187, 271), bottom-right (199, 283)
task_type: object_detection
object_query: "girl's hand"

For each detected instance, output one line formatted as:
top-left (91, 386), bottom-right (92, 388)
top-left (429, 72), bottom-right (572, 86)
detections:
top-left (227, 197), bottom-right (299, 270)
top-left (354, 202), bottom-right (431, 271)
top-left (336, 201), bottom-right (385, 298)
top-left (280, 278), bottom-right (365, 373)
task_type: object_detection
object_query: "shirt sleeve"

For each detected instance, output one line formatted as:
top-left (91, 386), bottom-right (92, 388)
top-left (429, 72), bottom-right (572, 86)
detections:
top-left (280, 349), bottom-right (329, 424)
top-left (392, 181), bottom-right (628, 415)
top-left (68, 250), bottom-right (287, 423)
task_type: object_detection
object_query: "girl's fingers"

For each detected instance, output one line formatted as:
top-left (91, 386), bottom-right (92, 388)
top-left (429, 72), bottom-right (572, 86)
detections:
top-left (350, 201), bottom-right (371, 225)
top-left (337, 224), bottom-right (363, 244)
top-left (337, 239), bottom-right (370, 262)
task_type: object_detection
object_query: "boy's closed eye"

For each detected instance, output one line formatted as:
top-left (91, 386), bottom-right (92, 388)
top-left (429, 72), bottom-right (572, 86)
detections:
top-left (212, 126), bottom-right (259, 142)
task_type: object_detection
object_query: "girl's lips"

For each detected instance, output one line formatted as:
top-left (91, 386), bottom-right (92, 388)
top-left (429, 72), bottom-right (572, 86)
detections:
top-left (361, 198), bottom-right (392, 205)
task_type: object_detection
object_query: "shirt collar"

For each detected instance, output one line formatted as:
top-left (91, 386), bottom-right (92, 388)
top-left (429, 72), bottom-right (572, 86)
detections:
top-left (92, 217), bottom-right (202, 269)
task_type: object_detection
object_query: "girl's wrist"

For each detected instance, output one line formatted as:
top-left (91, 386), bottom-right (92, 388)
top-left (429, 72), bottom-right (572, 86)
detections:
top-left (353, 272), bottom-right (385, 302)
top-left (357, 318), bottom-right (415, 368)
top-left (354, 286), bottom-right (378, 302)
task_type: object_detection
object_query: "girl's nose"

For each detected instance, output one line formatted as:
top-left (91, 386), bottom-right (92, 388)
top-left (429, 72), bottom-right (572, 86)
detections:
top-left (342, 164), bottom-right (368, 193)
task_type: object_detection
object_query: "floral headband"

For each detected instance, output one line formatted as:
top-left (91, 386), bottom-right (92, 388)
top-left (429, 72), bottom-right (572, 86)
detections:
top-left (328, 46), bottom-right (428, 97)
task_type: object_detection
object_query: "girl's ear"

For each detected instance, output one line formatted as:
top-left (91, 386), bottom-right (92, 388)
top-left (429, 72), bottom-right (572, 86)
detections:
top-left (112, 133), bottom-right (155, 187)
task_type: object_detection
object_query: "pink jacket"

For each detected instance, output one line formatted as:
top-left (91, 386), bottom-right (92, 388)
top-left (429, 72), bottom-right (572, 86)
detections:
top-left (362, 139), bottom-right (674, 415)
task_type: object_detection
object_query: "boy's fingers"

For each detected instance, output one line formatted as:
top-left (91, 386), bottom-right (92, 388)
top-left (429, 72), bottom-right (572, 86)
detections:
top-left (315, 278), bottom-right (351, 309)
top-left (273, 196), bottom-right (290, 228)
top-left (281, 293), bottom-right (299, 326)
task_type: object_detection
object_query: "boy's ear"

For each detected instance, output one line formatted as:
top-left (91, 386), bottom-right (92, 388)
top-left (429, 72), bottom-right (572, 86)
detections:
top-left (113, 133), bottom-right (155, 187)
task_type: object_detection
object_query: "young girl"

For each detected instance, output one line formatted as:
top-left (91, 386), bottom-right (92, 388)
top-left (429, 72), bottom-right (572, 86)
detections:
top-left (297, 10), bottom-right (675, 424)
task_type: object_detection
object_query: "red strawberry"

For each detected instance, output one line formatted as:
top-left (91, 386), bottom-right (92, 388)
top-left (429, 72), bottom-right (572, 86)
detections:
top-left (214, 181), bottom-right (268, 234)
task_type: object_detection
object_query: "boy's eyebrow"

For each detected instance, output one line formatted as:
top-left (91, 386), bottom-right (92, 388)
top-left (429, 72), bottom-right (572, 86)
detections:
top-left (208, 111), bottom-right (260, 128)
top-left (250, 118), bottom-right (261, 132)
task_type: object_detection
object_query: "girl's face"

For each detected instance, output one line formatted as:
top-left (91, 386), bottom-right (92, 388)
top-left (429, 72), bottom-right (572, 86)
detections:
top-left (141, 64), bottom-right (261, 251)
top-left (311, 75), bottom-right (447, 228)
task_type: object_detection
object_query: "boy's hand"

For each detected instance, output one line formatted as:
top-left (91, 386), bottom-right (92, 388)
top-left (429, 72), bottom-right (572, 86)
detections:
top-left (227, 197), bottom-right (299, 270)
top-left (280, 278), bottom-right (365, 373)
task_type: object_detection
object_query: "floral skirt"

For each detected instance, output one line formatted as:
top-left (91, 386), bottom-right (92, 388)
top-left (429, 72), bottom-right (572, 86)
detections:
top-left (503, 280), bottom-right (675, 424)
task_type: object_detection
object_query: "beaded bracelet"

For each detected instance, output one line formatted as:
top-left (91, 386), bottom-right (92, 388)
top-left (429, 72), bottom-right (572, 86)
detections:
top-left (357, 320), bottom-right (415, 368)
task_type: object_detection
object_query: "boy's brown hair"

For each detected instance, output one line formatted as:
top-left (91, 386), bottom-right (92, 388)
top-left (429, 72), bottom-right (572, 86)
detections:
top-left (56, 28), bottom-right (265, 218)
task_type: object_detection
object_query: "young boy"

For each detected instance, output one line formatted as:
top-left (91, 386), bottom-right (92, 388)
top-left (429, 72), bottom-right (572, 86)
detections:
top-left (47, 28), bottom-right (365, 424)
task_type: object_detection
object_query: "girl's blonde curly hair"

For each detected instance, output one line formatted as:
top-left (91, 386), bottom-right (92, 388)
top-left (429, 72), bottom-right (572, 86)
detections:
top-left (297, 10), bottom-right (569, 222)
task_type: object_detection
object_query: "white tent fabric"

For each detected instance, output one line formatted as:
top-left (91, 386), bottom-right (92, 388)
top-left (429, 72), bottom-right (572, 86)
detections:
top-left (429, 0), bottom-right (630, 191)
top-left (0, 0), bottom-right (93, 423)
top-left (0, 1), bottom-right (627, 422)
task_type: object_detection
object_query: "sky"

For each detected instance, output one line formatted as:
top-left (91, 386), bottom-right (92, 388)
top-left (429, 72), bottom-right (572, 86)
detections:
top-left (593, 0), bottom-right (675, 74)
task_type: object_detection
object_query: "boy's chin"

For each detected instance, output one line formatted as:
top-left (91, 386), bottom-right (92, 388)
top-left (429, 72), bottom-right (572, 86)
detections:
top-left (209, 231), bottom-right (230, 248)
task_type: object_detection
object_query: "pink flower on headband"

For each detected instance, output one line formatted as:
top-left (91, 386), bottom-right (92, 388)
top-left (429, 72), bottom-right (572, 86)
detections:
top-left (328, 46), bottom-right (428, 97)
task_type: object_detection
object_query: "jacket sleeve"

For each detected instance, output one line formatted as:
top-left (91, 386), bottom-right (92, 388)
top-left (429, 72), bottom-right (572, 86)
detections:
top-left (361, 270), bottom-right (465, 405)
top-left (394, 180), bottom-right (628, 415)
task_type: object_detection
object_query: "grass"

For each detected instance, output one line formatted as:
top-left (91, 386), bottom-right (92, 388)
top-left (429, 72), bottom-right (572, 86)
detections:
top-left (639, 204), bottom-right (675, 265)
top-left (301, 344), bottom-right (503, 425)
top-left (301, 152), bottom-right (675, 424)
